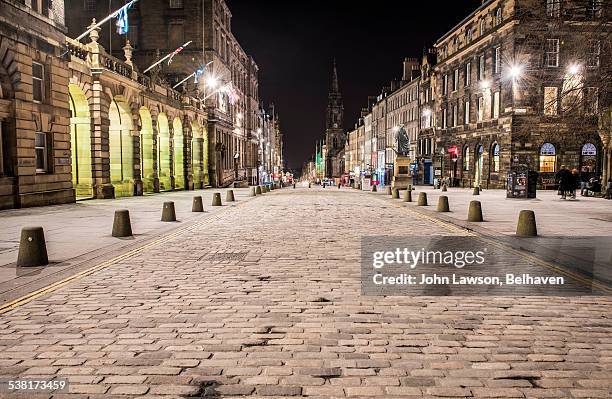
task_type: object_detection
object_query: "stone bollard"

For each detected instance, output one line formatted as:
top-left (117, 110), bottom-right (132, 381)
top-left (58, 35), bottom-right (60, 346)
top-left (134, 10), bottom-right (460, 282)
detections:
top-left (212, 193), bottom-right (222, 206)
top-left (516, 210), bottom-right (538, 237)
top-left (161, 202), bottom-right (177, 222)
top-left (338, 183), bottom-right (341, 189)
top-left (308, 182), bottom-right (311, 188)
top-left (226, 190), bottom-right (235, 202)
top-left (256, 186), bottom-right (263, 195)
top-left (266, 185), bottom-right (271, 193)
top-left (417, 192), bottom-right (428, 206)
top-left (467, 200), bottom-right (483, 222)
top-left (403, 189), bottom-right (412, 202)
top-left (192, 196), bottom-right (204, 212)
top-left (293, 183), bottom-right (296, 189)
top-left (473, 186), bottom-right (480, 195)
top-left (16, 226), bottom-right (48, 267)
top-left (112, 209), bottom-right (133, 237)
top-left (386, 186), bottom-right (392, 195)
top-left (437, 196), bottom-right (450, 212)
top-left (372, 185), bottom-right (377, 192)
top-left (442, 184), bottom-right (448, 192)
top-left (249, 187), bottom-right (257, 197)
top-left (392, 188), bottom-right (399, 199)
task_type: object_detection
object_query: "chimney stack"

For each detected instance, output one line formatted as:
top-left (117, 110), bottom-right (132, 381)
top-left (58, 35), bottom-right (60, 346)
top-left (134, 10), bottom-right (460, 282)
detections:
top-left (402, 57), bottom-right (420, 81)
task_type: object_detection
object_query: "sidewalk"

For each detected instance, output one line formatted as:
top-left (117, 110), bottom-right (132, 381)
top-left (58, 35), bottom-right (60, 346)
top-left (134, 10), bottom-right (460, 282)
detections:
top-left (374, 185), bottom-right (612, 237)
top-left (0, 187), bottom-right (257, 302)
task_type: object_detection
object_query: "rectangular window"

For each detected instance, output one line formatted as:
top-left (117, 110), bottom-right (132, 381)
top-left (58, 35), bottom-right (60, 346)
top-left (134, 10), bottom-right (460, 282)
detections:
top-left (169, 0), bottom-right (183, 8)
top-left (442, 74), bottom-right (448, 95)
top-left (442, 109), bottom-right (447, 128)
top-left (586, 87), bottom-right (598, 115)
top-left (587, 0), bottom-right (603, 18)
top-left (465, 62), bottom-right (471, 86)
top-left (453, 69), bottom-right (459, 92)
top-left (128, 22), bottom-right (139, 48)
top-left (493, 91), bottom-right (500, 118)
top-left (543, 86), bottom-right (559, 116)
top-left (478, 96), bottom-right (485, 121)
top-left (84, 0), bottom-right (96, 11)
top-left (464, 100), bottom-right (470, 124)
top-left (546, 0), bottom-right (561, 17)
top-left (0, 121), bottom-right (3, 175)
top-left (168, 22), bottom-right (184, 49)
top-left (35, 132), bottom-right (48, 173)
top-left (545, 39), bottom-right (559, 67)
top-left (32, 62), bottom-right (44, 103)
top-left (493, 46), bottom-right (501, 74)
top-left (452, 104), bottom-right (458, 127)
top-left (478, 54), bottom-right (485, 80)
top-left (587, 40), bottom-right (600, 68)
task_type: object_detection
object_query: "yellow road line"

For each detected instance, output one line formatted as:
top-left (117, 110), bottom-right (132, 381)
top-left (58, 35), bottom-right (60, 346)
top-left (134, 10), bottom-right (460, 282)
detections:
top-left (0, 201), bottom-right (249, 315)
top-left (394, 201), bottom-right (612, 294)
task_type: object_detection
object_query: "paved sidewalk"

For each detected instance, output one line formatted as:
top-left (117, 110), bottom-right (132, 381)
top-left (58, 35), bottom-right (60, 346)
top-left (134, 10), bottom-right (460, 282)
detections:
top-left (369, 185), bottom-right (612, 237)
top-left (0, 187), bottom-right (255, 302)
top-left (0, 187), bottom-right (610, 398)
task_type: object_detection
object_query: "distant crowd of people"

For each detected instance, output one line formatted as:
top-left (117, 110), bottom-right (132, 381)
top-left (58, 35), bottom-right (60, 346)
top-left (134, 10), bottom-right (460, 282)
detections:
top-left (555, 165), bottom-right (612, 200)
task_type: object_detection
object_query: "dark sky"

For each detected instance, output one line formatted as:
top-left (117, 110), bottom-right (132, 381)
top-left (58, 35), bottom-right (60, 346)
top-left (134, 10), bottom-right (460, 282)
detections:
top-left (228, 0), bottom-right (482, 170)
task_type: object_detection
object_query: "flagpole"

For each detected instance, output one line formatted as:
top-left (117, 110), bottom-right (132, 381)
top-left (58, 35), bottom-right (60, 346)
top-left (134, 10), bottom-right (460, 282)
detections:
top-left (143, 41), bottom-right (193, 73)
top-left (74, 0), bottom-right (138, 42)
top-left (172, 72), bottom-right (196, 89)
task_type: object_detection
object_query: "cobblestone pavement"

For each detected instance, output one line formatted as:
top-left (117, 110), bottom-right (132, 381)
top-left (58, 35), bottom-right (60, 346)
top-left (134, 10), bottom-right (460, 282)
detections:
top-left (0, 187), bottom-right (611, 398)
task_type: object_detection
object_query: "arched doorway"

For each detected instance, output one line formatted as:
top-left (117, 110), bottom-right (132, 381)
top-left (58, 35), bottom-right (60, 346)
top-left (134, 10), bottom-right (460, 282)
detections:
top-left (580, 143), bottom-right (597, 180)
top-left (173, 117), bottom-right (184, 190)
top-left (475, 144), bottom-right (484, 187)
top-left (68, 84), bottom-right (93, 199)
top-left (190, 120), bottom-right (202, 188)
top-left (139, 107), bottom-right (155, 193)
top-left (108, 99), bottom-right (134, 197)
top-left (157, 113), bottom-right (171, 191)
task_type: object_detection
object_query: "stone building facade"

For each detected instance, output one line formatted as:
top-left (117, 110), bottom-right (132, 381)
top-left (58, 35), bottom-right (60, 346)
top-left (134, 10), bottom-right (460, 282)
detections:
top-left (1, 0), bottom-right (218, 209)
top-left (430, 0), bottom-right (609, 189)
top-left (0, 0), bottom-right (74, 209)
top-left (65, 0), bottom-right (263, 188)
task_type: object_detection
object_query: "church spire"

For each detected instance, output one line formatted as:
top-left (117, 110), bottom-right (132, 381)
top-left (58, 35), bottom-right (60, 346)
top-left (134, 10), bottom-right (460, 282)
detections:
top-left (331, 58), bottom-right (339, 93)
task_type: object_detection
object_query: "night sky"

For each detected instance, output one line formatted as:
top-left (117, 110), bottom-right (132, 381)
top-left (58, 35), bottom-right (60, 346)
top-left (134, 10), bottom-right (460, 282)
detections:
top-left (228, 0), bottom-right (483, 170)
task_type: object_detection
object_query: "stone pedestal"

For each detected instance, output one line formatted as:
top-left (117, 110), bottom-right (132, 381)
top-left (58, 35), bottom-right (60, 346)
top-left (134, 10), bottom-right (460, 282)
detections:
top-left (392, 155), bottom-right (412, 190)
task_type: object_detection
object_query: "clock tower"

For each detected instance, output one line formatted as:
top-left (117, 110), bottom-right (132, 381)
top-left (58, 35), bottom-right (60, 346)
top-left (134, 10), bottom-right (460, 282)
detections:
top-left (325, 60), bottom-right (345, 178)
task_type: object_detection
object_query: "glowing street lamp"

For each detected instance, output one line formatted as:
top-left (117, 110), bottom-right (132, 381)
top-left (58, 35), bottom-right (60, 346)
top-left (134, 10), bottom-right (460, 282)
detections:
top-left (509, 64), bottom-right (523, 79)
top-left (567, 63), bottom-right (581, 75)
top-left (205, 75), bottom-right (218, 89)
top-left (422, 108), bottom-right (432, 117)
top-left (480, 79), bottom-right (491, 90)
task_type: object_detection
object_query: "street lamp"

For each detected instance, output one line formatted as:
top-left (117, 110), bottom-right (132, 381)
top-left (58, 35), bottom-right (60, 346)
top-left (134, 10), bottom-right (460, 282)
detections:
top-left (509, 64), bottom-right (523, 79)
top-left (205, 75), bottom-right (218, 89)
top-left (567, 63), bottom-right (581, 75)
top-left (480, 79), bottom-right (491, 90)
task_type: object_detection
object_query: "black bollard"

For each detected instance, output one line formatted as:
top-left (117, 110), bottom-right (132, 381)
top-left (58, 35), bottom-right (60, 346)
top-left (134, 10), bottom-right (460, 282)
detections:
top-left (16, 227), bottom-right (49, 267)
top-left (112, 209), bottom-right (133, 237)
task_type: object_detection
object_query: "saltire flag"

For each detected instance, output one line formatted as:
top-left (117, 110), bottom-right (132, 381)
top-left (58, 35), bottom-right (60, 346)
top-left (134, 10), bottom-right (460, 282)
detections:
top-left (115, 1), bottom-right (137, 35)
top-left (194, 66), bottom-right (206, 84)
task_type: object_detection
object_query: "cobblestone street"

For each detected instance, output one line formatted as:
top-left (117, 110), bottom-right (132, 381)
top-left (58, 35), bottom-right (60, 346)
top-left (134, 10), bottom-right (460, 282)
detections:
top-left (1, 187), bottom-right (611, 398)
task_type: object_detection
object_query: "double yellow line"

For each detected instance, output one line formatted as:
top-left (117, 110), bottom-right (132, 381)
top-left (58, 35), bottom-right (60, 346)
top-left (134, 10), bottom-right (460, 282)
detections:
top-left (0, 201), bottom-right (248, 315)
top-left (395, 201), bottom-right (612, 294)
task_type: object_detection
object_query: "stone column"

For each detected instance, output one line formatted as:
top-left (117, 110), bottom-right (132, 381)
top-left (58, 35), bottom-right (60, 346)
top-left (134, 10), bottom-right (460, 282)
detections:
top-left (168, 124), bottom-right (175, 190)
top-left (183, 116), bottom-right (194, 190)
top-left (151, 113), bottom-right (160, 193)
top-left (132, 112), bottom-right (143, 196)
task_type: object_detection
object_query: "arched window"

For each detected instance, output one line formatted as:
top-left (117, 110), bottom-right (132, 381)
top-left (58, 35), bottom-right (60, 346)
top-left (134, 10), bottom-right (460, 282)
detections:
top-left (539, 142), bottom-right (557, 172)
top-left (463, 146), bottom-right (470, 171)
top-left (492, 143), bottom-right (500, 172)
top-left (581, 143), bottom-right (597, 173)
top-left (581, 143), bottom-right (596, 156)
top-left (480, 19), bottom-right (486, 36)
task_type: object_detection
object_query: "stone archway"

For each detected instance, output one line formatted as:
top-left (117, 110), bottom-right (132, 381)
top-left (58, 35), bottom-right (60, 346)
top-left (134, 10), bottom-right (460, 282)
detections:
top-left (68, 84), bottom-right (93, 199)
top-left (190, 119), bottom-right (202, 189)
top-left (139, 107), bottom-right (155, 193)
top-left (157, 113), bottom-right (171, 191)
top-left (173, 117), bottom-right (184, 190)
top-left (109, 99), bottom-right (134, 197)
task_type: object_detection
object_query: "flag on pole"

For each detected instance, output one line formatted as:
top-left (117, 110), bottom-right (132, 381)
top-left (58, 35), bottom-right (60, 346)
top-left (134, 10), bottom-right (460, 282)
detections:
top-left (115, 0), bottom-right (136, 35)
top-left (223, 83), bottom-right (239, 105)
top-left (168, 41), bottom-right (192, 65)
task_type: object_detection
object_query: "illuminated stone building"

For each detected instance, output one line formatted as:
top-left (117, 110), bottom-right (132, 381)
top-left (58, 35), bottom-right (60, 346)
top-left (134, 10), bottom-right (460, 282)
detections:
top-left (65, 0), bottom-right (262, 187)
top-left (430, 0), bottom-right (609, 188)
